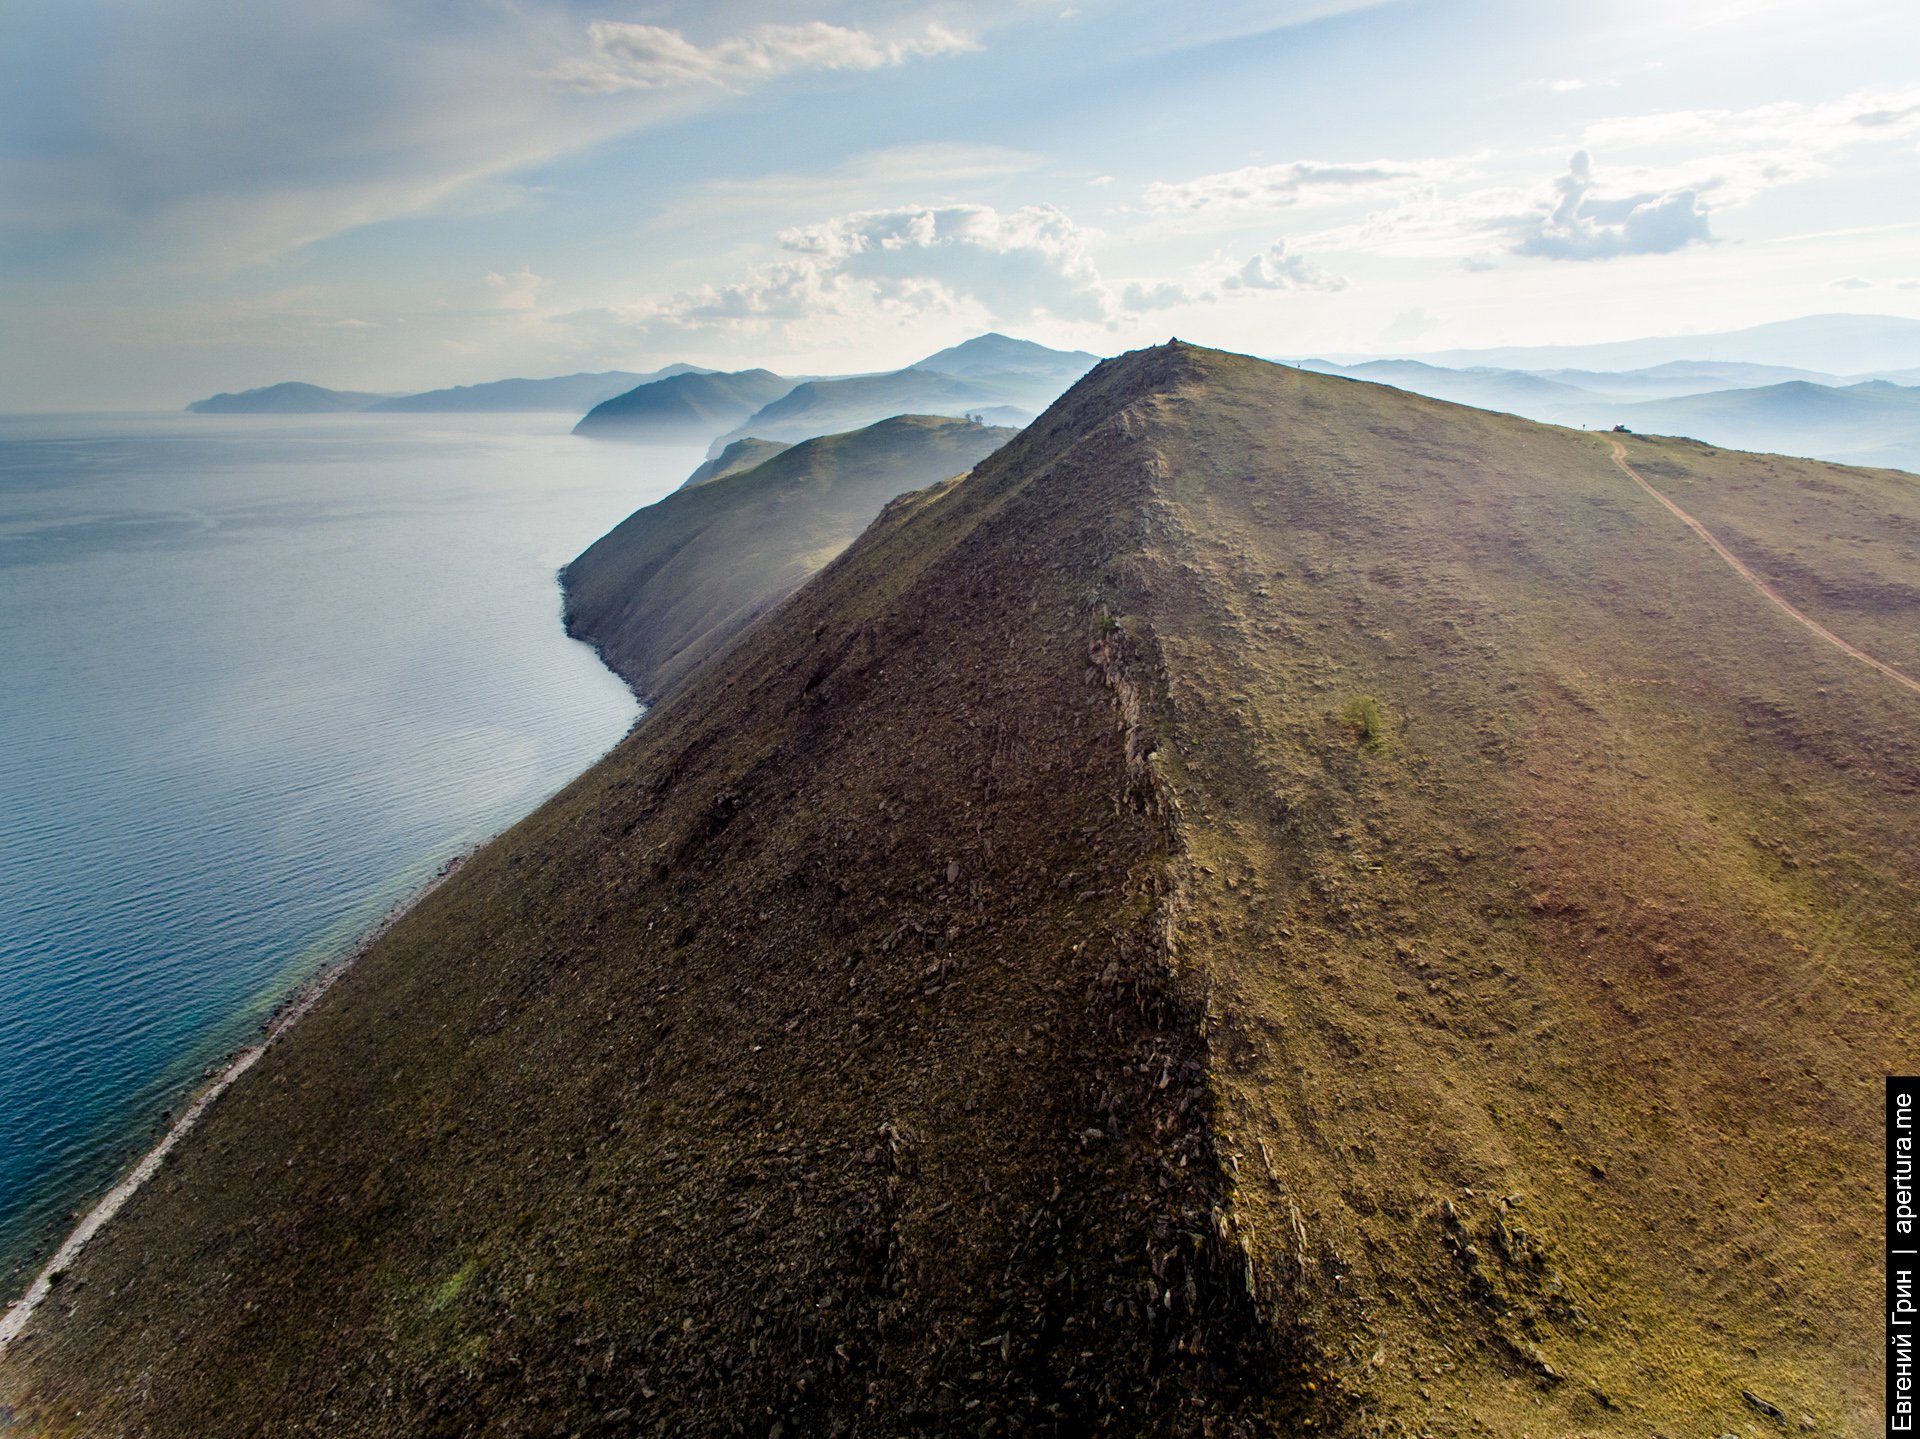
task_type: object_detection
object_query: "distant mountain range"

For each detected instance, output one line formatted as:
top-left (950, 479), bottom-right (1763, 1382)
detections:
top-left (1342, 312), bottom-right (1920, 375)
top-left (187, 334), bottom-right (1098, 448)
top-left (186, 319), bottom-right (1920, 476)
top-left (1603, 378), bottom-right (1920, 470)
top-left (573, 334), bottom-right (1097, 450)
top-left (369, 367), bottom-right (707, 413)
top-left (186, 367), bottom-right (708, 415)
top-left (571, 369), bottom-right (798, 440)
top-left (186, 381), bottom-right (396, 414)
top-left (710, 367), bottom-right (1047, 449)
top-left (1300, 352), bottom-right (1920, 474)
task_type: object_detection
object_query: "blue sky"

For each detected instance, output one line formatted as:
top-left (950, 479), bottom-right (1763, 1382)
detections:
top-left (5, 0), bottom-right (1919, 407)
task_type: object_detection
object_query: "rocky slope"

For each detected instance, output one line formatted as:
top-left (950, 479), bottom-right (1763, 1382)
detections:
top-left (5, 344), bottom-right (1915, 1437)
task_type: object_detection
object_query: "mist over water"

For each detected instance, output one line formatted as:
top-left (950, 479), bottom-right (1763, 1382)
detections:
top-left (0, 412), bottom-right (698, 1299)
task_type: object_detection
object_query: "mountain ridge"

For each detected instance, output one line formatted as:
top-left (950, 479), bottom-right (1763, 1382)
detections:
top-left (1358, 311), bottom-right (1920, 374)
top-left (677, 436), bottom-right (793, 489)
top-left (909, 332), bottom-right (1102, 378)
top-left (7, 343), bottom-right (1914, 1436)
top-left (368, 367), bottom-right (707, 413)
top-left (562, 413), bottom-right (1017, 701)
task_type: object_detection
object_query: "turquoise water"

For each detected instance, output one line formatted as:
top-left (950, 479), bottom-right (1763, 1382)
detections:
top-left (0, 413), bottom-right (697, 1298)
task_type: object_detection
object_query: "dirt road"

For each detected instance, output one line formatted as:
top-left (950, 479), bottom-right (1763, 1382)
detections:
top-left (1608, 437), bottom-right (1920, 698)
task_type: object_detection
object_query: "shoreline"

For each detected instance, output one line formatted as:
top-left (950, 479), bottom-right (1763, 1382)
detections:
top-left (0, 848), bottom-right (473, 1354)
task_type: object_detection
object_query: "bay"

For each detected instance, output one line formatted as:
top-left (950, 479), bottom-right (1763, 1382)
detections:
top-left (0, 411), bottom-right (696, 1298)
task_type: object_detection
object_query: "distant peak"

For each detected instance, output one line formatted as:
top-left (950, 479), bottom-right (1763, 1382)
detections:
top-left (911, 332), bottom-right (1102, 378)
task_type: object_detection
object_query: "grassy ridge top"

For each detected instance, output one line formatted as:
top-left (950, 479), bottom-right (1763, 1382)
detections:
top-left (562, 413), bottom-right (1017, 701)
top-left (677, 436), bottom-right (793, 490)
top-left (1111, 348), bottom-right (1916, 1434)
top-left (5, 345), bottom-right (1914, 1436)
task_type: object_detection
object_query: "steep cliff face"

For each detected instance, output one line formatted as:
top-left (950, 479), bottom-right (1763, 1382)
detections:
top-left (6, 345), bottom-right (1915, 1438)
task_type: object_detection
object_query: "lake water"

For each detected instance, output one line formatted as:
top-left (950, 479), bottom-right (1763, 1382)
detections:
top-left (0, 412), bottom-right (700, 1299)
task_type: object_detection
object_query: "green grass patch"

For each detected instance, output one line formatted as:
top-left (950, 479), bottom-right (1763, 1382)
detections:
top-left (1339, 694), bottom-right (1388, 750)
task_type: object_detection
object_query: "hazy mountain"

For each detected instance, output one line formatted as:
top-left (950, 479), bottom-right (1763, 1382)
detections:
top-left (960, 404), bottom-right (1038, 428)
top-left (1600, 377), bottom-right (1920, 470)
top-left (369, 366), bottom-right (708, 414)
top-left (1299, 358), bottom-right (1600, 418)
top-left (714, 370), bottom-right (1010, 446)
top-left (677, 436), bottom-right (793, 490)
top-left (705, 335), bottom-right (1097, 449)
top-left (1301, 357), bottom-right (1920, 472)
top-left (910, 331), bottom-right (1100, 379)
top-left (9, 345), bottom-right (1911, 1436)
top-left (1534, 359), bottom-right (1844, 397)
top-left (564, 414), bottom-right (1016, 700)
top-left (185, 381), bottom-right (393, 413)
top-left (572, 368), bottom-right (796, 440)
top-left (1400, 311), bottom-right (1920, 375)
top-left (188, 367), bottom-right (716, 415)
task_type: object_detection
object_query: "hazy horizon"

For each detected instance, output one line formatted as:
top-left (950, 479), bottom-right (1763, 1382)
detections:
top-left (6, 2), bottom-right (1920, 409)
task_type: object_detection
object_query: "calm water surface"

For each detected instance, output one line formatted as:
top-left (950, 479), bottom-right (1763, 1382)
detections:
top-left (0, 412), bottom-right (699, 1297)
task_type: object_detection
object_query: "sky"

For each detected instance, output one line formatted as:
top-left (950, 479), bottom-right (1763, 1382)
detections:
top-left (5, 0), bottom-right (1920, 408)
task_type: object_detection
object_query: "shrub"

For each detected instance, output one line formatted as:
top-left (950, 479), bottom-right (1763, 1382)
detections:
top-left (1340, 694), bottom-right (1387, 749)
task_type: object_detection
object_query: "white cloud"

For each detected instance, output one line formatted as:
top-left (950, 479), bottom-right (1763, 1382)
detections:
top-left (1120, 239), bottom-right (1346, 310)
top-left (610, 199), bottom-right (1351, 336)
top-left (1379, 307), bottom-right (1438, 345)
top-left (1220, 240), bottom-right (1347, 291)
top-left (628, 201), bottom-right (1111, 333)
top-left (647, 144), bottom-right (1038, 230)
top-left (0, 0), bottom-right (665, 267)
top-left (1505, 150), bottom-right (1712, 261)
top-left (0, 3), bottom-right (1022, 271)
top-left (485, 266), bottom-right (543, 311)
top-left (1146, 86), bottom-right (1920, 273)
top-left (1585, 88), bottom-right (1920, 154)
top-left (552, 20), bottom-right (978, 93)
top-left (1579, 87), bottom-right (1920, 203)
top-left (1120, 280), bottom-right (1199, 311)
top-left (1142, 158), bottom-right (1451, 220)
top-left (781, 203), bottom-right (1106, 320)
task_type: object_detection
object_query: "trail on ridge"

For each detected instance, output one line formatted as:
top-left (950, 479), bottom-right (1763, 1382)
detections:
top-left (1608, 436), bottom-right (1920, 697)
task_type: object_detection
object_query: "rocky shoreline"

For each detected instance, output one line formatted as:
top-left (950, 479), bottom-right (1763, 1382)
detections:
top-left (0, 849), bottom-right (471, 1355)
